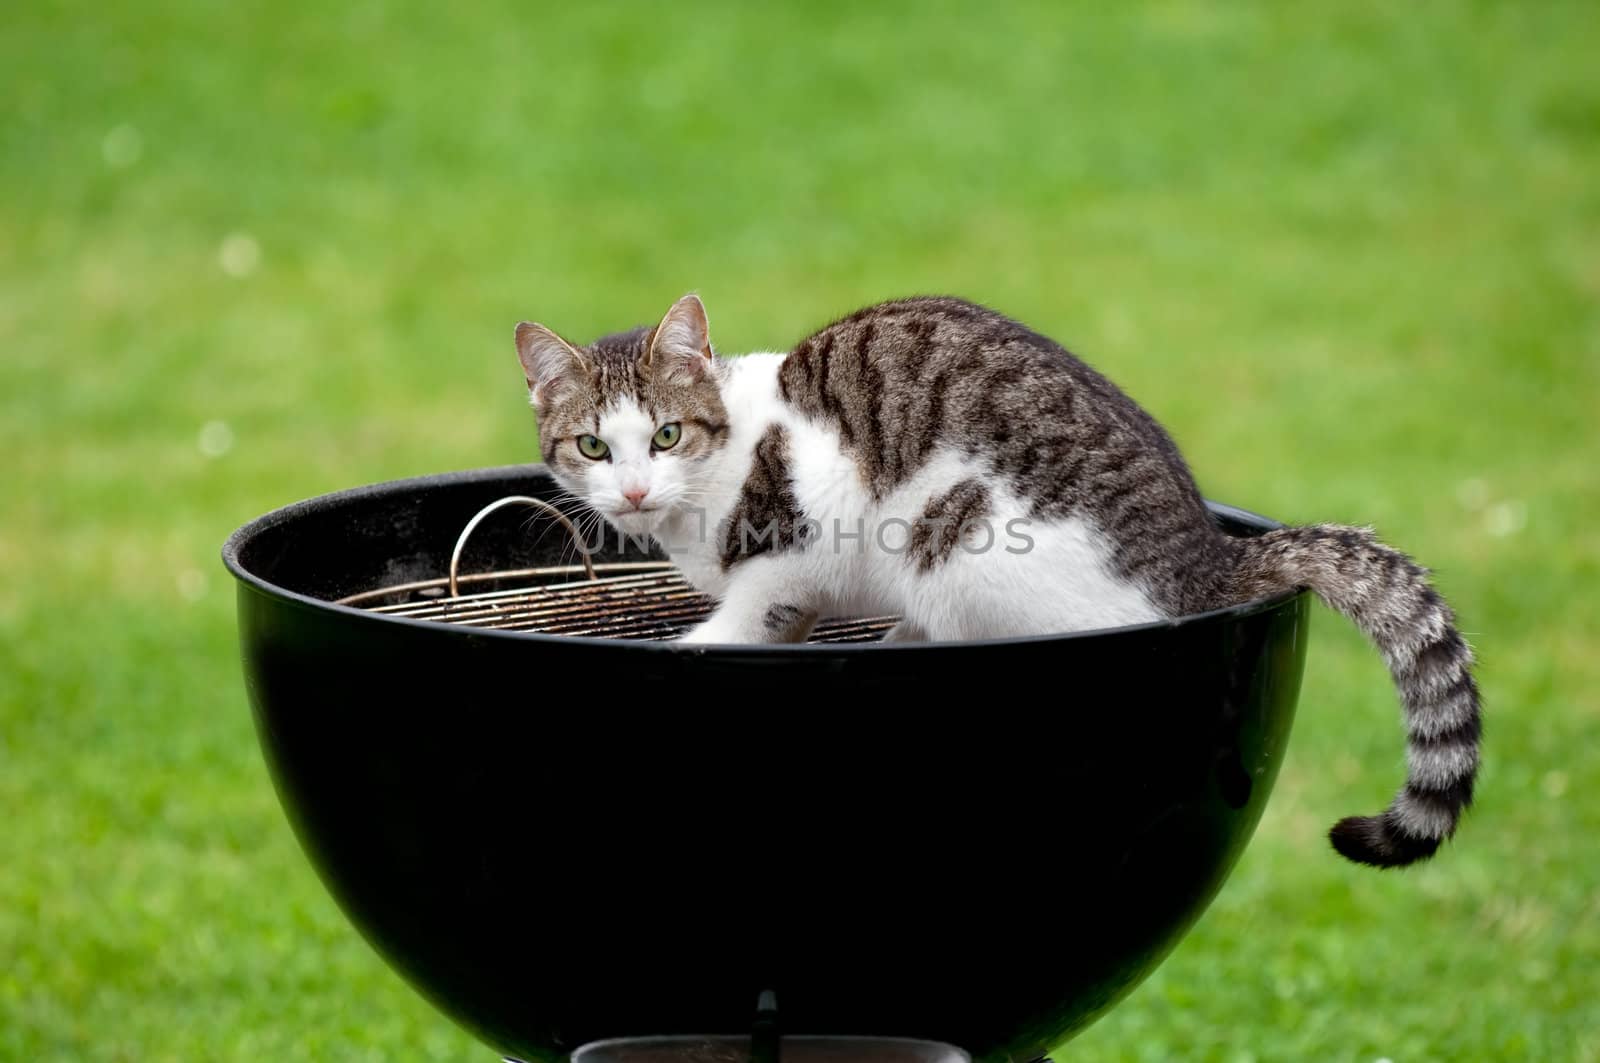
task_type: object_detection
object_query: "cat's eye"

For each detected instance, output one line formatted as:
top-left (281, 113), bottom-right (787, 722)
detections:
top-left (576, 434), bottom-right (610, 460)
top-left (652, 422), bottom-right (682, 450)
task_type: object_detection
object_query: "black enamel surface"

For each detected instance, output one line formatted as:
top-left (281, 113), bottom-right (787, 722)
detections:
top-left (223, 465), bottom-right (1309, 1063)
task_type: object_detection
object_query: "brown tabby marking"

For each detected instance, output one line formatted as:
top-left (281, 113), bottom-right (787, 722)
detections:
top-left (718, 425), bottom-right (812, 570)
top-left (1230, 523), bottom-right (1481, 865)
top-left (908, 479), bottom-right (991, 572)
top-left (537, 326), bottom-right (730, 472)
top-left (778, 296), bottom-right (1233, 615)
top-left (762, 603), bottom-right (816, 641)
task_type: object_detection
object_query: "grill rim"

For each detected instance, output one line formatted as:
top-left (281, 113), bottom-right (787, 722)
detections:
top-left (222, 463), bottom-right (1306, 654)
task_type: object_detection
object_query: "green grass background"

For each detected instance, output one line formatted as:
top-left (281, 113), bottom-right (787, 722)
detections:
top-left (3, 1), bottom-right (1598, 1059)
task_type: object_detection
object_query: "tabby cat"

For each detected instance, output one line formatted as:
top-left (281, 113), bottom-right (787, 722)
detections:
top-left (513, 293), bottom-right (1481, 867)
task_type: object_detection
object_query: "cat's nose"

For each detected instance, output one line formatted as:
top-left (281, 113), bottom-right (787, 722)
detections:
top-left (623, 488), bottom-right (649, 510)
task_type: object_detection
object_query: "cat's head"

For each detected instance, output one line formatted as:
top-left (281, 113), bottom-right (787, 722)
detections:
top-left (514, 293), bottom-right (730, 539)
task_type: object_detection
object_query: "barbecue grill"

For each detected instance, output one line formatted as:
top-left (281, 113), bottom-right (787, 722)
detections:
top-left (223, 464), bottom-right (1309, 1063)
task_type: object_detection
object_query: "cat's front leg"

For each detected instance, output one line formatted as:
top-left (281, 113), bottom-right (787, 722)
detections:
top-left (680, 602), bottom-right (818, 645)
top-left (679, 560), bottom-right (817, 645)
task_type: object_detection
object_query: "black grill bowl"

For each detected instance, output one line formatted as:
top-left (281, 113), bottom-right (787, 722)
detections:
top-left (222, 465), bottom-right (1308, 1063)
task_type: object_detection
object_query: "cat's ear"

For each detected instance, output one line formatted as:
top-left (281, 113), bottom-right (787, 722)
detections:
top-left (515, 322), bottom-right (588, 409)
top-left (644, 293), bottom-right (713, 385)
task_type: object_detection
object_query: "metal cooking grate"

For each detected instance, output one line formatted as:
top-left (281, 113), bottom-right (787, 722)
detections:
top-left (339, 562), bottom-right (898, 643)
top-left (333, 495), bottom-right (897, 642)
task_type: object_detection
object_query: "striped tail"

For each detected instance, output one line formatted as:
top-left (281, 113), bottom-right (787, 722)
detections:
top-left (1233, 524), bottom-right (1481, 867)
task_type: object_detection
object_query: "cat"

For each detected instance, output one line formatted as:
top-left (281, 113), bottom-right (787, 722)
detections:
top-left (513, 293), bottom-right (1481, 867)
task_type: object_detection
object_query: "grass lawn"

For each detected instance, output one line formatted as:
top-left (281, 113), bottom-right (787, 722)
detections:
top-left (3, 1), bottom-right (1598, 1059)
